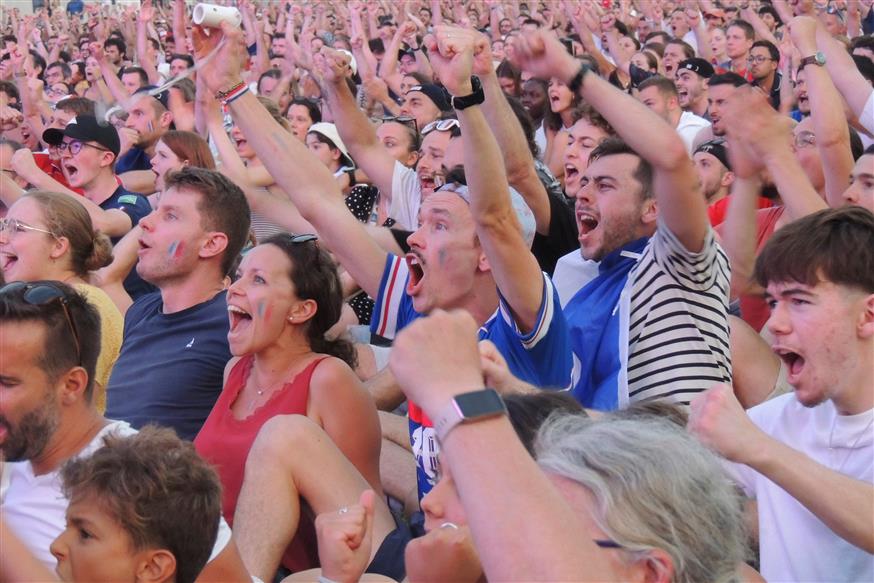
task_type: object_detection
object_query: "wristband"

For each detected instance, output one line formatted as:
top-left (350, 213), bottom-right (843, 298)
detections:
top-left (450, 75), bottom-right (484, 111)
top-left (215, 80), bottom-right (247, 105)
top-left (568, 63), bottom-right (591, 95)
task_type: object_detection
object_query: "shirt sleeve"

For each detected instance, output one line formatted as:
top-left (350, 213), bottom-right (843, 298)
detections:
top-left (651, 220), bottom-right (730, 293)
top-left (112, 193), bottom-right (152, 227)
top-left (370, 254), bottom-right (418, 339)
top-left (389, 161), bottom-right (421, 231)
top-left (860, 90), bottom-right (874, 135)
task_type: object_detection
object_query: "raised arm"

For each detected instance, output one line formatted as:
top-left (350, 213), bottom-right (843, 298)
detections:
top-left (319, 48), bottom-right (399, 204)
top-left (9, 149), bottom-right (138, 238)
top-left (136, 0), bottom-right (161, 85)
top-left (789, 16), bottom-right (854, 206)
top-left (428, 26), bottom-right (544, 332)
top-left (514, 30), bottom-right (708, 252)
top-left (194, 22), bottom-right (388, 299)
top-left (471, 31), bottom-right (550, 234)
top-left (816, 13), bottom-right (872, 123)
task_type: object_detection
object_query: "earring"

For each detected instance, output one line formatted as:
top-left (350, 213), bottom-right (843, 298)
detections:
top-left (288, 316), bottom-right (294, 323)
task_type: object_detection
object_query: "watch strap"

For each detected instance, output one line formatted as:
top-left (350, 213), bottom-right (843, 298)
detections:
top-left (568, 63), bottom-right (591, 94)
top-left (450, 76), bottom-right (485, 110)
top-left (434, 388), bottom-right (507, 442)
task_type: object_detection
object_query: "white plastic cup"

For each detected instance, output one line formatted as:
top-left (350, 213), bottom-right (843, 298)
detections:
top-left (192, 3), bottom-right (242, 28)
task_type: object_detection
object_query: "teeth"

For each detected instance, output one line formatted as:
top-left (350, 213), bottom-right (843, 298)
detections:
top-left (409, 257), bottom-right (419, 266)
top-left (227, 305), bottom-right (250, 316)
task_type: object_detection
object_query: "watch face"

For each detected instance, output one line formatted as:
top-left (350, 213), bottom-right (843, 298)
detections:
top-left (455, 389), bottom-right (506, 418)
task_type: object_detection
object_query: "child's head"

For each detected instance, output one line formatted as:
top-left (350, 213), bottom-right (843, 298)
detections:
top-left (51, 426), bottom-right (222, 583)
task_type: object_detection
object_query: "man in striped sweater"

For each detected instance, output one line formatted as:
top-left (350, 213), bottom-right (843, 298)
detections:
top-left (517, 30), bottom-right (732, 410)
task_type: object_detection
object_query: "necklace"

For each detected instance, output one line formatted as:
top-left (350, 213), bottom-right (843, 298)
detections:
top-left (827, 412), bottom-right (874, 474)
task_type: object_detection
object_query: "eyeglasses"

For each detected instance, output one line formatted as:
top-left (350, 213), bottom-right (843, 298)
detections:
top-left (0, 217), bottom-right (57, 238)
top-left (747, 55), bottom-right (774, 64)
top-left (422, 118), bottom-right (460, 136)
top-left (793, 131), bottom-right (816, 149)
top-left (57, 141), bottom-right (111, 155)
top-left (0, 281), bottom-right (82, 366)
top-left (381, 115), bottom-right (419, 135)
top-left (46, 86), bottom-right (70, 97)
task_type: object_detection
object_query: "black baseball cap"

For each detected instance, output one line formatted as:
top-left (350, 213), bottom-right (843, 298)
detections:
top-left (678, 58), bottom-right (715, 79)
top-left (42, 115), bottom-right (121, 157)
top-left (405, 83), bottom-right (451, 112)
top-left (694, 138), bottom-right (731, 171)
top-left (134, 85), bottom-right (170, 109)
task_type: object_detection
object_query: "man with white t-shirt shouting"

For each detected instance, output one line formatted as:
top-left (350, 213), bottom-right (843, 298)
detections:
top-left (690, 207), bottom-right (874, 582)
top-left (0, 281), bottom-right (250, 582)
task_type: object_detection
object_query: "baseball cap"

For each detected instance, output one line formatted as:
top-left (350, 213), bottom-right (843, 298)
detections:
top-left (307, 122), bottom-right (353, 167)
top-left (678, 58), bottom-right (715, 79)
top-left (405, 84), bottom-right (452, 113)
top-left (336, 49), bottom-right (358, 76)
top-left (694, 138), bottom-right (731, 171)
top-left (42, 115), bottom-right (121, 157)
top-left (134, 85), bottom-right (170, 109)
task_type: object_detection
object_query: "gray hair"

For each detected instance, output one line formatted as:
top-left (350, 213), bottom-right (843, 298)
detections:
top-left (535, 415), bottom-right (746, 583)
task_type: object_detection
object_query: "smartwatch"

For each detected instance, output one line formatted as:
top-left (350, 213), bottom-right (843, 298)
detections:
top-left (799, 52), bottom-right (826, 70)
top-left (434, 388), bottom-right (507, 442)
top-left (450, 76), bottom-right (485, 110)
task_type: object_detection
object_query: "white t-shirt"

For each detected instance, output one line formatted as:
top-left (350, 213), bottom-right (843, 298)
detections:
top-left (728, 395), bottom-right (874, 583)
top-left (676, 111), bottom-right (711, 154)
top-left (860, 91), bottom-right (874, 136)
top-left (389, 160), bottom-right (423, 231)
top-left (0, 420), bottom-right (231, 570)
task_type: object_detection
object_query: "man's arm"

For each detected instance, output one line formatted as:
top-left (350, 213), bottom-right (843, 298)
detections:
top-left (816, 16), bottom-right (872, 123)
top-left (473, 33), bottom-right (551, 235)
top-left (10, 150), bottom-right (135, 237)
top-left (319, 49), bottom-right (398, 205)
top-left (690, 385), bottom-right (874, 554)
top-left (514, 30), bottom-right (708, 252)
top-left (429, 27), bottom-right (544, 332)
top-left (193, 22), bottom-right (388, 299)
top-left (789, 16), bottom-right (855, 206)
top-left (136, 0), bottom-right (161, 85)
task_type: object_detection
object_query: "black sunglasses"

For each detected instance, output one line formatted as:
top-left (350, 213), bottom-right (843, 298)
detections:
top-left (288, 233), bottom-right (318, 244)
top-left (0, 282), bottom-right (82, 366)
top-left (381, 115), bottom-right (419, 135)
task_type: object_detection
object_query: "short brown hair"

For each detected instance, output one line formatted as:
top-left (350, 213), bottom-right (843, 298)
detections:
top-left (163, 167), bottom-right (251, 276)
top-left (589, 137), bottom-right (654, 200)
top-left (754, 206), bottom-right (874, 293)
top-left (56, 96), bottom-right (96, 117)
top-left (60, 426), bottom-right (222, 583)
top-left (637, 75), bottom-right (679, 100)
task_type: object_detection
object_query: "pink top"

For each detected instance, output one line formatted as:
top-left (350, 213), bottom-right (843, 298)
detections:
top-left (195, 354), bottom-right (327, 571)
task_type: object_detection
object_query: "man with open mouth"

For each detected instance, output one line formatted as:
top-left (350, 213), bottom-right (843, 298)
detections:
top-left (523, 31), bottom-right (732, 411)
top-left (7, 115), bottom-right (154, 299)
top-left (690, 207), bottom-right (874, 583)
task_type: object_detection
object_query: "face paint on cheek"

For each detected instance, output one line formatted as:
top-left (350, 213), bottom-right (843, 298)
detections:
top-left (437, 247), bottom-right (449, 266)
top-left (167, 241), bottom-right (177, 256)
top-left (257, 300), bottom-right (269, 321)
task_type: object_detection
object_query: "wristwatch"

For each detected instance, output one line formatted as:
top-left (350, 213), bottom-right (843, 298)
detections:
top-left (433, 388), bottom-right (507, 442)
top-left (800, 52), bottom-right (826, 70)
top-left (450, 76), bottom-right (485, 110)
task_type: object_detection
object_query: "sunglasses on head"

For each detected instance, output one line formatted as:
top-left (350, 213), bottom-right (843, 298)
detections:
top-left (0, 281), bottom-right (82, 366)
top-left (381, 115), bottom-right (419, 134)
top-left (422, 118), bottom-right (460, 136)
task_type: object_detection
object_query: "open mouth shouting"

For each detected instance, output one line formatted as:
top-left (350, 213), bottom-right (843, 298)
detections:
top-left (405, 251), bottom-right (426, 296)
top-left (565, 164), bottom-right (581, 191)
top-left (773, 346), bottom-right (806, 386)
top-left (227, 303), bottom-right (253, 338)
top-left (0, 251), bottom-right (18, 274)
top-left (418, 172), bottom-right (437, 193)
top-left (576, 209), bottom-right (600, 241)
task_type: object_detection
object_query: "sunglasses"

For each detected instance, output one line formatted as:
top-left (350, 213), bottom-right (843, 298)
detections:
top-left (421, 118), bottom-right (460, 136)
top-left (381, 115), bottom-right (419, 135)
top-left (0, 281), bottom-right (82, 366)
top-left (287, 233), bottom-right (318, 244)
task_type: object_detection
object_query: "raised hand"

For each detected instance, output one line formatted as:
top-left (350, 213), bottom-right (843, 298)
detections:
top-left (192, 21), bottom-right (248, 94)
top-left (688, 384), bottom-right (766, 464)
top-left (509, 30), bottom-right (578, 85)
top-left (316, 490), bottom-right (376, 583)
top-left (315, 46), bottom-right (353, 85)
top-left (423, 25), bottom-right (477, 96)
top-left (389, 310), bottom-right (485, 415)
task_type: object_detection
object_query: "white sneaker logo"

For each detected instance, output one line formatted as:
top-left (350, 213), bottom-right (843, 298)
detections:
top-left (185, 338), bottom-right (195, 348)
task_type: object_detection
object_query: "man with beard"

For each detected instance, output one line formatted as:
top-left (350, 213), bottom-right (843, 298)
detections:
top-left (0, 281), bottom-right (249, 581)
top-left (703, 72), bottom-right (748, 140)
top-left (676, 57), bottom-right (714, 119)
top-left (749, 40), bottom-right (782, 110)
top-left (515, 30), bottom-right (731, 410)
top-left (690, 206), bottom-right (874, 582)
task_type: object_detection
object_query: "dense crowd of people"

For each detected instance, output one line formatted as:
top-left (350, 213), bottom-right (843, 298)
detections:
top-left (0, 0), bottom-right (872, 581)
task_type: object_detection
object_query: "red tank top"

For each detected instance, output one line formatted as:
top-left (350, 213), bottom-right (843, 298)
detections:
top-left (195, 354), bottom-right (327, 571)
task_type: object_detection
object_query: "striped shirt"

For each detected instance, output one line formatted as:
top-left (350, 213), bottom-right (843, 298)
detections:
top-left (625, 222), bottom-right (732, 405)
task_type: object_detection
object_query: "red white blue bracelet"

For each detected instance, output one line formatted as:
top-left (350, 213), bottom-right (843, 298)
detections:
top-left (215, 80), bottom-right (248, 106)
